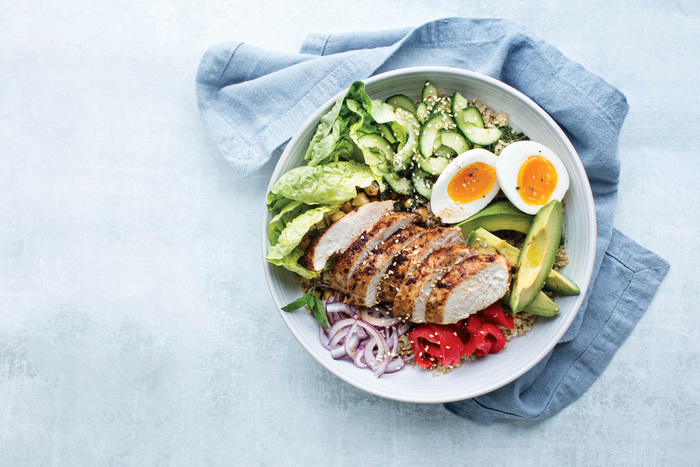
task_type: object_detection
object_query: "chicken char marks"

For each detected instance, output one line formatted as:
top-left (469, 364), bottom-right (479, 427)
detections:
top-left (322, 202), bottom-right (512, 325)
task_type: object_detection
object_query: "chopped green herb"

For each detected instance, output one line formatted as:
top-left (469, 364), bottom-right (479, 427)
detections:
top-left (280, 283), bottom-right (329, 329)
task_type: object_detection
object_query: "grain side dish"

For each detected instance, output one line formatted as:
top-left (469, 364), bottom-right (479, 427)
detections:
top-left (268, 81), bottom-right (579, 378)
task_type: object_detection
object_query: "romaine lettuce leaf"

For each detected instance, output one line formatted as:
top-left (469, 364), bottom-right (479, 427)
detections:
top-left (303, 81), bottom-right (398, 178)
top-left (269, 248), bottom-right (318, 279)
top-left (267, 161), bottom-right (375, 209)
top-left (266, 204), bottom-right (339, 278)
top-left (269, 200), bottom-right (304, 244)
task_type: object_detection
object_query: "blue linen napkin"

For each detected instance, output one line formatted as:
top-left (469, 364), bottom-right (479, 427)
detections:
top-left (196, 17), bottom-right (669, 422)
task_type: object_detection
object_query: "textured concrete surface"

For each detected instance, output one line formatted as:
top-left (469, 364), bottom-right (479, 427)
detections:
top-left (1, 1), bottom-right (698, 465)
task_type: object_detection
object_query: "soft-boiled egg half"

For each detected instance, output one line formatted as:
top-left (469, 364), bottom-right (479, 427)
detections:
top-left (496, 141), bottom-right (570, 215)
top-left (431, 149), bottom-right (501, 224)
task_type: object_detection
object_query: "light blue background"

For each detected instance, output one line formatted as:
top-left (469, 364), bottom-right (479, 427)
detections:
top-left (1, 1), bottom-right (697, 465)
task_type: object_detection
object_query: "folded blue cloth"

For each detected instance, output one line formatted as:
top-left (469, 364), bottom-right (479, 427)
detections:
top-left (196, 17), bottom-right (669, 422)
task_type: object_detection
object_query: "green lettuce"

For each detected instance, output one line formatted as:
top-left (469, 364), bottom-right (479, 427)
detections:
top-left (269, 201), bottom-right (305, 244)
top-left (267, 160), bottom-right (375, 209)
top-left (266, 205), bottom-right (339, 278)
top-left (303, 82), bottom-right (399, 182)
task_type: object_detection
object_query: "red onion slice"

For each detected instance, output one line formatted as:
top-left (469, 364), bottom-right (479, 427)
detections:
top-left (360, 307), bottom-right (400, 327)
top-left (330, 345), bottom-right (347, 360)
top-left (327, 318), bottom-right (356, 341)
top-left (354, 346), bottom-right (367, 368)
top-left (326, 301), bottom-right (355, 316)
top-left (397, 321), bottom-right (413, 335)
top-left (319, 326), bottom-right (331, 350)
top-left (344, 324), bottom-right (361, 357)
top-left (385, 357), bottom-right (405, 374)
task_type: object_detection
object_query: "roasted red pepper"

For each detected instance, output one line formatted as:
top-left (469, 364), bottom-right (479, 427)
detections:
top-left (479, 302), bottom-right (514, 330)
top-left (455, 324), bottom-right (477, 357)
top-left (464, 313), bottom-right (484, 334)
top-left (409, 324), bottom-right (464, 369)
top-left (473, 323), bottom-right (506, 357)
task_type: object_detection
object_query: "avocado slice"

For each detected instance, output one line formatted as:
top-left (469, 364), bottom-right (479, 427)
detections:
top-left (509, 200), bottom-right (563, 313)
top-left (501, 290), bottom-right (559, 317)
top-left (467, 227), bottom-right (580, 295)
top-left (458, 199), bottom-right (534, 238)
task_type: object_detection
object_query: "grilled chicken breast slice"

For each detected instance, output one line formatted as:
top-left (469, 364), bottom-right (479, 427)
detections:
top-left (345, 225), bottom-right (425, 307)
top-left (329, 212), bottom-right (420, 292)
top-left (392, 245), bottom-right (477, 323)
top-left (377, 227), bottom-right (463, 303)
top-left (425, 254), bottom-right (511, 324)
top-left (299, 201), bottom-right (393, 271)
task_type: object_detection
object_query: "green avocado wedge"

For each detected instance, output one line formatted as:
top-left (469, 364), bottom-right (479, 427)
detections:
top-left (501, 290), bottom-right (559, 317)
top-left (469, 231), bottom-right (560, 316)
top-left (458, 199), bottom-right (534, 237)
top-left (466, 227), bottom-right (580, 295)
top-left (509, 200), bottom-right (564, 313)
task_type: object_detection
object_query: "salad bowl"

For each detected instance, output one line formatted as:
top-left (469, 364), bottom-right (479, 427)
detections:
top-left (261, 66), bottom-right (596, 403)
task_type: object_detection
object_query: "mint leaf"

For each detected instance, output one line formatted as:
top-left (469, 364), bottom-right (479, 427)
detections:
top-left (309, 294), bottom-right (329, 330)
top-left (281, 292), bottom-right (312, 312)
top-left (281, 283), bottom-right (329, 329)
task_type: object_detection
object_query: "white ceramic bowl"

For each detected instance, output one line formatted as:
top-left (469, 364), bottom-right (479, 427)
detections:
top-left (261, 67), bottom-right (596, 403)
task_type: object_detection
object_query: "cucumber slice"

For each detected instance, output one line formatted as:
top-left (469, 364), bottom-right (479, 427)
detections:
top-left (432, 133), bottom-right (442, 152)
top-left (422, 82), bottom-right (438, 103)
top-left (391, 111), bottom-right (419, 171)
top-left (451, 92), bottom-right (470, 115)
top-left (460, 124), bottom-right (503, 146)
top-left (418, 155), bottom-right (451, 176)
top-left (433, 145), bottom-right (456, 157)
top-left (412, 169), bottom-right (434, 199)
top-left (438, 129), bottom-right (471, 154)
top-left (377, 123), bottom-right (396, 144)
top-left (416, 102), bottom-right (429, 123)
top-left (458, 106), bottom-right (485, 128)
top-left (385, 94), bottom-right (417, 115)
top-left (418, 114), bottom-right (455, 158)
top-left (384, 173), bottom-right (413, 196)
top-left (357, 133), bottom-right (395, 164)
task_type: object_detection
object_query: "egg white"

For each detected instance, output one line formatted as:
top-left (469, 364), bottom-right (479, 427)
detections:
top-left (495, 141), bottom-right (570, 215)
top-left (430, 149), bottom-right (501, 224)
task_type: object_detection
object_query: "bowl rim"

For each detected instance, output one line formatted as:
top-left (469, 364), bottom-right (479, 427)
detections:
top-left (261, 66), bottom-right (597, 403)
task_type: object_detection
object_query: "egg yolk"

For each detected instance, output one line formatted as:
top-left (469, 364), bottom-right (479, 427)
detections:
top-left (447, 162), bottom-right (497, 204)
top-left (517, 155), bottom-right (558, 206)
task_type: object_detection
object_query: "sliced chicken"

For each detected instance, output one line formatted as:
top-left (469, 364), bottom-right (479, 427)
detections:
top-left (377, 226), bottom-right (463, 303)
top-left (299, 201), bottom-right (393, 271)
top-left (424, 254), bottom-right (511, 324)
top-left (392, 245), bottom-right (477, 323)
top-left (345, 225), bottom-right (425, 307)
top-left (329, 212), bottom-right (420, 292)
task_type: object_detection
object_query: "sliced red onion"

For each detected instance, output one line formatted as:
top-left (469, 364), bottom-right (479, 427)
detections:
top-left (354, 346), bottom-right (367, 368)
top-left (316, 301), bottom-right (409, 377)
top-left (387, 327), bottom-right (399, 356)
top-left (360, 307), bottom-right (400, 327)
top-left (327, 318), bottom-right (356, 340)
top-left (319, 326), bottom-right (331, 350)
top-left (330, 345), bottom-right (347, 360)
top-left (326, 301), bottom-right (354, 315)
top-left (397, 320), bottom-right (413, 335)
top-left (344, 324), bottom-right (361, 357)
top-left (329, 324), bottom-right (352, 348)
top-left (385, 357), bottom-right (405, 373)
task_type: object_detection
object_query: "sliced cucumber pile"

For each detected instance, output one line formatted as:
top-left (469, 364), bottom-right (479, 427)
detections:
top-left (375, 84), bottom-right (506, 204)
